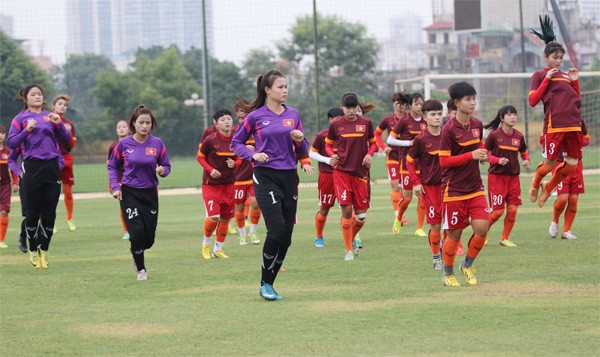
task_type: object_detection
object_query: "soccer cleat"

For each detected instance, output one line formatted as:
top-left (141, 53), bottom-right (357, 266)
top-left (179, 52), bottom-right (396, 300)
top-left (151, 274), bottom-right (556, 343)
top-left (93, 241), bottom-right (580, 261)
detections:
top-left (415, 228), bottom-right (427, 238)
top-left (122, 232), bottom-right (130, 240)
top-left (66, 219), bottom-right (76, 231)
top-left (392, 218), bottom-right (402, 234)
top-left (354, 233), bottom-right (363, 249)
top-left (39, 250), bottom-right (49, 269)
top-left (549, 222), bottom-right (559, 238)
top-left (202, 244), bottom-right (211, 260)
top-left (29, 250), bottom-right (39, 268)
top-left (528, 184), bottom-right (539, 203)
top-left (227, 223), bottom-right (237, 235)
top-left (499, 239), bottom-right (517, 247)
top-left (315, 237), bottom-right (325, 247)
top-left (212, 250), bottom-right (229, 259)
top-left (344, 251), bottom-right (355, 261)
top-left (0, 241), bottom-right (7, 249)
top-left (401, 215), bottom-right (408, 226)
top-left (433, 259), bottom-right (443, 270)
top-left (460, 263), bottom-right (478, 286)
top-left (442, 274), bottom-right (461, 287)
top-left (561, 231), bottom-right (577, 240)
top-left (18, 234), bottom-right (27, 253)
top-left (259, 282), bottom-right (278, 301)
top-left (239, 236), bottom-right (248, 246)
top-left (249, 232), bottom-right (260, 245)
top-left (352, 239), bottom-right (360, 254)
top-left (245, 220), bottom-right (250, 228)
top-left (537, 181), bottom-right (551, 208)
top-left (137, 269), bottom-right (147, 281)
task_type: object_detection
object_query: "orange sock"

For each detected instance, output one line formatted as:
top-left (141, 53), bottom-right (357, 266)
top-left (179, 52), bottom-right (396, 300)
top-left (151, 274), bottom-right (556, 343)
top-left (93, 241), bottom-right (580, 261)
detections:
top-left (391, 191), bottom-right (402, 213)
top-left (250, 208), bottom-right (261, 224)
top-left (341, 217), bottom-right (353, 252)
top-left (244, 198), bottom-right (250, 217)
top-left (416, 195), bottom-right (425, 229)
top-left (235, 210), bottom-right (246, 228)
top-left (442, 239), bottom-right (458, 267)
top-left (489, 209), bottom-right (504, 230)
top-left (545, 162), bottom-right (577, 193)
top-left (204, 218), bottom-right (218, 238)
top-left (429, 230), bottom-right (441, 255)
top-left (501, 205), bottom-right (517, 240)
top-left (119, 210), bottom-right (127, 232)
top-left (315, 212), bottom-right (327, 238)
top-left (531, 161), bottom-right (553, 189)
top-left (396, 196), bottom-right (411, 221)
top-left (553, 196), bottom-right (567, 223)
top-left (466, 234), bottom-right (486, 259)
top-left (563, 195), bottom-right (578, 232)
top-left (0, 216), bottom-right (8, 242)
top-left (64, 185), bottom-right (74, 220)
top-left (351, 218), bottom-right (365, 239)
top-left (216, 219), bottom-right (229, 243)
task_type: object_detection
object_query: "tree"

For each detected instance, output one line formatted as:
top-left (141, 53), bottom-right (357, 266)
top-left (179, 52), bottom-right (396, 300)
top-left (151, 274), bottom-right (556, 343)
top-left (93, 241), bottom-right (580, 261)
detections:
top-left (0, 30), bottom-right (53, 122)
top-left (242, 48), bottom-right (278, 82)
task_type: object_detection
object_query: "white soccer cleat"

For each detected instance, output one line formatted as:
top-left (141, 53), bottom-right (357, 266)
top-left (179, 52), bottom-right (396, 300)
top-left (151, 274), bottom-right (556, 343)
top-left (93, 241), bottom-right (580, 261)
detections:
top-left (549, 222), bottom-right (559, 238)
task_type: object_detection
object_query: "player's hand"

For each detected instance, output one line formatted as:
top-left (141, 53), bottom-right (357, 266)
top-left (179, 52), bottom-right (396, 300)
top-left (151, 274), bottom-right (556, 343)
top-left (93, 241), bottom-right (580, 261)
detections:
top-left (12, 184), bottom-right (18, 193)
top-left (156, 166), bottom-right (165, 176)
top-left (499, 158), bottom-right (509, 166)
top-left (64, 123), bottom-right (72, 132)
top-left (252, 152), bottom-right (269, 163)
top-left (246, 145), bottom-right (255, 151)
top-left (226, 158), bottom-right (235, 168)
top-left (413, 184), bottom-right (424, 196)
top-left (210, 169), bottom-right (221, 178)
top-left (523, 160), bottom-right (530, 169)
top-left (112, 190), bottom-right (122, 201)
top-left (545, 67), bottom-right (559, 79)
top-left (383, 146), bottom-right (392, 155)
top-left (329, 154), bottom-right (339, 166)
top-left (48, 113), bottom-right (61, 124)
top-left (301, 163), bottom-right (314, 174)
top-left (26, 119), bottom-right (37, 132)
top-left (362, 154), bottom-right (372, 168)
top-left (471, 148), bottom-right (487, 161)
top-left (567, 68), bottom-right (579, 81)
top-left (290, 130), bottom-right (304, 142)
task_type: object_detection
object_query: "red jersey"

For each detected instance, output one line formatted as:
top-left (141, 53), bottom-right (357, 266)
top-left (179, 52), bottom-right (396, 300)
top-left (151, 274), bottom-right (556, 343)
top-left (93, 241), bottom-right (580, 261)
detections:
top-left (58, 115), bottom-right (76, 154)
top-left (485, 128), bottom-right (528, 176)
top-left (0, 147), bottom-right (15, 184)
top-left (198, 132), bottom-right (237, 185)
top-left (376, 113), bottom-right (403, 163)
top-left (529, 68), bottom-right (583, 133)
top-left (326, 115), bottom-right (376, 179)
top-left (390, 113), bottom-right (427, 173)
top-left (439, 117), bottom-right (485, 202)
top-left (407, 129), bottom-right (442, 186)
top-left (310, 129), bottom-right (333, 174)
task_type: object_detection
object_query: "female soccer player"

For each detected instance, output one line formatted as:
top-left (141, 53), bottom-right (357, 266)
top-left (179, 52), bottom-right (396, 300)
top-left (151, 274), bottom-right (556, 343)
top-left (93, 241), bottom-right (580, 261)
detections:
top-left (484, 105), bottom-right (530, 247)
top-left (0, 125), bottom-right (18, 249)
top-left (108, 105), bottom-right (171, 281)
top-left (232, 69), bottom-right (309, 301)
top-left (439, 82), bottom-right (489, 287)
top-left (528, 15), bottom-right (584, 208)
top-left (405, 99), bottom-right (444, 269)
top-left (7, 84), bottom-right (72, 269)
top-left (107, 120), bottom-right (131, 240)
top-left (325, 93), bottom-right (378, 261)
top-left (53, 94), bottom-right (77, 231)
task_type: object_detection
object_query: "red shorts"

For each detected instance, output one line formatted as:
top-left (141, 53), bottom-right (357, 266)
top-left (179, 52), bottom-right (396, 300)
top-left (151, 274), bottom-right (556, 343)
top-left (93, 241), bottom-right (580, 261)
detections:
top-left (422, 184), bottom-right (443, 225)
top-left (333, 170), bottom-right (370, 210)
top-left (487, 173), bottom-right (522, 210)
top-left (202, 184), bottom-right (235, 219)
top-left (400, 173), bottom-right (414, 191)
top-left (233, 182), bottom-right (254, 204)
top-left (555, 161), bottom-right (584, 195)
top-left (443, 194), bottom-right (489, 230)
top-left (61, 153), bottom-right (75, 186)
top-left (0, 184), bottom-right (11, 212)
top-left (541, 131), bottom-right (583, 161)
top-left (386, 162), bottom-right (400, 181)
top-left (318, 172), bottom-right (336, 209)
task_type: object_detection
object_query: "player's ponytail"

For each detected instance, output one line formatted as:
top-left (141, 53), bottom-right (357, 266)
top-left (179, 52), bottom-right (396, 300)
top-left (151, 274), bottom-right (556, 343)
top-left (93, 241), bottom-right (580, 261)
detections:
top-left (530, 15), bottom-right (565, 57)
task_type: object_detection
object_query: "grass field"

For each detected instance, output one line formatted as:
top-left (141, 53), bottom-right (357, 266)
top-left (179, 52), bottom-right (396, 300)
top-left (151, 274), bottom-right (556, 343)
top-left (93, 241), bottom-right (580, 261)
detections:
top-left (1, 171), bottom-right (599, 356)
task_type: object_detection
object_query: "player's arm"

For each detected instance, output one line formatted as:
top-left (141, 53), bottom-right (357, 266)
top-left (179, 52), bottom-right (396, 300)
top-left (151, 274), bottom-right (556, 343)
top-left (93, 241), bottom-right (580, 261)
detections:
top-left (528, 71), bottom-right (550, 107)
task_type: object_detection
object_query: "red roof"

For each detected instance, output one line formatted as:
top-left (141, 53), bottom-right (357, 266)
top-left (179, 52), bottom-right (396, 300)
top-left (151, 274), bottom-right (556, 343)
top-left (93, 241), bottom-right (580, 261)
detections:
top-left (424, 21), bottom-right (453, 31)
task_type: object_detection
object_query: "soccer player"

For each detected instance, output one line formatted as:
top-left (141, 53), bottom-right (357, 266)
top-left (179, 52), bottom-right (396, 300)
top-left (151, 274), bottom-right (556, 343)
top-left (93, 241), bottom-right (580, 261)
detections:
top-left (443, 98), bottom-right (457, 126)
top-left (7, 84), bottom-right (72, 269)
top-left (375, 92), bottom-right (411, 224)
top-left (438, 82), bottom-right (489, 287)
top-left (232, 69), bottom-right (309, 301)
top-left (53, 94), bottom-right (77, 231)
top-left (528, 15), bottom-right (584, 208)
top-left (325, 93), bottom-right (377, 261)
top-left (197, 108), bottom-right (239, 259)
top-left (0, 125), bottom-right (19, 249)
top-left (108, 105), bottom-right (171, 281)
top-left (309, 107), bottom-right (344, 247)
top-left (484, 105), bottom-right (530, 247)
top-left (388, 93), bottom-right (427, 237)
top-left (107, 120), bottom-right (131, 240)
top-left (405, 99), bottom-right (444, 269)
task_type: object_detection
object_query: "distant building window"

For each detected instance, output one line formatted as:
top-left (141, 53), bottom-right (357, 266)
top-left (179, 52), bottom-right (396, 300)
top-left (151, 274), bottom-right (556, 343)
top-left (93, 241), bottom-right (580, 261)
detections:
top-left (429, 33), bottom-right (436, 44)
top-left (444, 33), bottom-right (449, 44)
top-left (430, 56), bottom-right (435, 68)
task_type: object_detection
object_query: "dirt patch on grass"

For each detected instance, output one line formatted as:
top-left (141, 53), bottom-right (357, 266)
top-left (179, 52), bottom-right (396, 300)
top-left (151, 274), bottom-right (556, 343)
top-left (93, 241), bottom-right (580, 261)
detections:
top-left (73, 322), bottom-right (178, 338)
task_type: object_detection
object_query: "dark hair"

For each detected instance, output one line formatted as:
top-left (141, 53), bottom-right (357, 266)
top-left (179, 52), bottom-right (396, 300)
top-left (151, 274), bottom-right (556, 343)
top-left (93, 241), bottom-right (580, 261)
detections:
top-left (446, 98), bottom-right (457, 111)
top-left (0, 125), bottom-right (5, 134)
top-left (422, 99), bottom-right (443, 114)
top-left (16, 84), bottom-right (46, 112)
top-left (530, 15), bottom-right (565, 57)
top-left (392, 92), bottom-right (411, 104)
top-left (53, 93), bottom-right (71, 106)
top-left (448, 82), bottom-right (477, 102)
top-left (241, 70), bottom-right (285, 114)
top-left (484, 105), bottom-right (517, 130)
top-left (341, 92), bottom-right (359, 107)
top-left (128, 105), bottom-right (157, 132)
top-left (410, 93), bottom-right (424, 105)
top-left (359, 102), bottom-right (376, 114)
top-left (212, 107), bottom-right (232, 121)
top-left (234, 99), bottom-right (249, 112)
top-left (327, 107), bottom-right (344, 119)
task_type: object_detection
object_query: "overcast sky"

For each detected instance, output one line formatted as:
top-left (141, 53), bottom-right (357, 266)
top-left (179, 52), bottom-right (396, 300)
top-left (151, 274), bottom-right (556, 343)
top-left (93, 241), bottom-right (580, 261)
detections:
top-left (0, 0), bottom-right (433, 65)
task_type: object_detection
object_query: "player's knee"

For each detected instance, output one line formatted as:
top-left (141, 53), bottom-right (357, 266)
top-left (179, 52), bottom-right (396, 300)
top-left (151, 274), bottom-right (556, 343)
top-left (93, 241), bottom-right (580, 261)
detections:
top-left (564, 157), bottom-right (578, 166)
top-left (355, 213), bottom-right (367, 222)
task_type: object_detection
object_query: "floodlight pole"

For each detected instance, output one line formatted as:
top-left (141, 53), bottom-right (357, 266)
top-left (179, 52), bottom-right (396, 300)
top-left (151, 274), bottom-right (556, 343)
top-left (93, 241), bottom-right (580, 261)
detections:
top-left (519, 0), bottom-right (530, 144)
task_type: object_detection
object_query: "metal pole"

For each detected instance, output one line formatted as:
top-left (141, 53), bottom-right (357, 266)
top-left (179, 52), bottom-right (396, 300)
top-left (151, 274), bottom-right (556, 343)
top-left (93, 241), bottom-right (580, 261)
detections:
top-left (201, 0), bottom-right (211, 131)
top-left (313, 0), bottom-right (321, 132)
top-left (519, 0), bottom-right (529, 144)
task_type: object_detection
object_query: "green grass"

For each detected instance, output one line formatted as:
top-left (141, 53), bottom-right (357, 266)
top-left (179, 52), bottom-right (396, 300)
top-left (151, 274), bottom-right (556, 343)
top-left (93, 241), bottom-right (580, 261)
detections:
top-left (1, 174), bottom-right (599, 355)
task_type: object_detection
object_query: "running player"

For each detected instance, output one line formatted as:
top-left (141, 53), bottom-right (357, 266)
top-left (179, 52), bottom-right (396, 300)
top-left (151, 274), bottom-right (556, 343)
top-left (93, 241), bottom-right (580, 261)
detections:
top-left (53, 94), bottom-right (77, 231)
top-left (107, 120), bottom-right (131, 240)
top-left (0, 125), bottom-right (18, 249)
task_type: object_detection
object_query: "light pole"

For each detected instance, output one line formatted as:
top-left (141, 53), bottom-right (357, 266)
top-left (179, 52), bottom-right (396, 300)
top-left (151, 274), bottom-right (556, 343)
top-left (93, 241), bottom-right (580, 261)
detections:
top-left (184, 93), bottom-right (205, 142)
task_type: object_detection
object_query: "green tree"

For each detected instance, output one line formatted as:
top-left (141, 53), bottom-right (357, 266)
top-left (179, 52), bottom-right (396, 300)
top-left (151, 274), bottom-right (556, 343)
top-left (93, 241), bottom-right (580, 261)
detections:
top-left (242, 48), bottom-right (278, 82)
top-left (0, 30), bottom-right (53, 122)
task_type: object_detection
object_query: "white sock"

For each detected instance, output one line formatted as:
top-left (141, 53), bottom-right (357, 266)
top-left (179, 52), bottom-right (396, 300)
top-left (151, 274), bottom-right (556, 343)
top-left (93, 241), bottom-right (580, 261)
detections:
top-left (238, 226), bottom-right (247, 237)
top-left (214, 241), bottom-right (224, 252)
top-left (249, 224), bottom-right (258, 234)
top-left (203, 237), bottom-right (211, 246)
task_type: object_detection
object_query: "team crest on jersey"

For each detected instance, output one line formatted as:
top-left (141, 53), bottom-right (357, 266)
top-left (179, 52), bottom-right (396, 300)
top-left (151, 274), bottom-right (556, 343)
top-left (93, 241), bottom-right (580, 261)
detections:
top-left (283, 119), bottom-right (294, 127)
top-left (356, 125), bottom-right (366, 132)
top-left (471, 129), bottom-right (480, 138)
top-left (1, 153), bottom-right (7, 160)
top-left (146, 148), bottom-right (157, 155)
top-left (420, 123), bottom-right (427, 131)
top-left (512, 139), bottom-right (520, 146)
